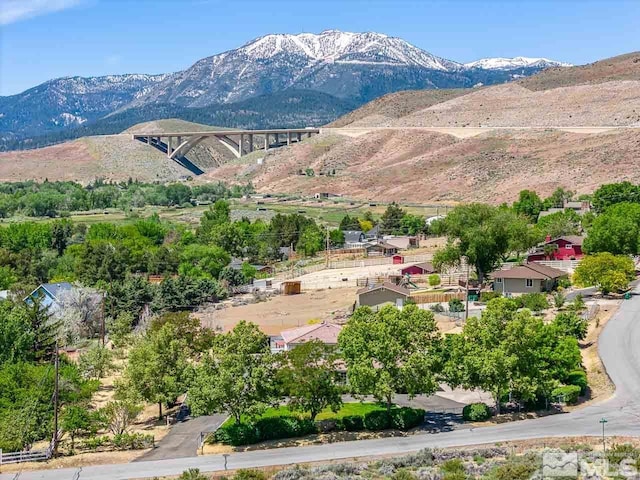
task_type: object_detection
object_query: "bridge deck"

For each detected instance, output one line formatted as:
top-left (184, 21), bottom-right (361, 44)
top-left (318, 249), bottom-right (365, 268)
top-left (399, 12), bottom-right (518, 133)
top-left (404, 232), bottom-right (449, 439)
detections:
top-left (132, 128), bottom-right (320, 138)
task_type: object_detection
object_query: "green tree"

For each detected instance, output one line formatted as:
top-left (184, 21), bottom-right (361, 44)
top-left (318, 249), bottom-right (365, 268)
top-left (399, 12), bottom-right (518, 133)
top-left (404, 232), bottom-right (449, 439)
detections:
top-left (432, 204), bottom-right (533, 282)
top-left (61, 405), bottom-right (93, 449)
top-left (592, 181), bottom-right (640, 213)
top-left (329, 229), bottom-right (345, 247)
top-left (108, 312), bottom-right (135, 349)
top-left (583, 203), bottom-right (640, 255)
top-left (400, 214), bottom-right (426, 235)
top-left (544, 187), bottom-right (574, 209)
top-left (102, 399), bottom-right (142, 435)
top-left (552, 312), bottom-right (588, 340)
top-left (573, 253), bottom-right (635, 294)
top-left (188, 321), bottom-right (276, 424)
top-left (51, 219), bottom-right (73, 256)
top-left (0, 265), bottom-right (17, 290)
top-left (179, 244), bottom-right (230, 279)
top-left (277, 340), bottom-right (342, 421)
top-left (122, 321), bottom-right (193, 418)
top-left (428, 274), bottom-right (441, 287)
top-left (339, 215), bottom-right (361, 231)
top-left (338, 304), bottom-right (441, 413)
top-left (513, 190), bottom-right (544, 222)
top-left (380, 203), bottom-right (406, 234)
top-left (296, 224), bottom-right (323, 257)
top-left (535, 210), bottom-right (581, 240)
top-left (0, 301), bottom-right (35, 365)
top-left (78, 344), bottom-right (115, 380)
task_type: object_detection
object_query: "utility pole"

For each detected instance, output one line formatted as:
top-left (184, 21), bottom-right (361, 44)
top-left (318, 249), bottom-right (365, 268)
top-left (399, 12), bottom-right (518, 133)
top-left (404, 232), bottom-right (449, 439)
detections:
top-left (464, 259), bottom-right (470, 321)
top-left (325, 225), bottom-right (330, 268)
top-left (53, 340), bottom-right (60, 456)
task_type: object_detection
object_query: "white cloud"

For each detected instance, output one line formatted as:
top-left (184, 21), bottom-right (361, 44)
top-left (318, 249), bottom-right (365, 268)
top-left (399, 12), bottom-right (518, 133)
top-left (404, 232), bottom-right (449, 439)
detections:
top-left (0, 0), bottom-right (84, 25)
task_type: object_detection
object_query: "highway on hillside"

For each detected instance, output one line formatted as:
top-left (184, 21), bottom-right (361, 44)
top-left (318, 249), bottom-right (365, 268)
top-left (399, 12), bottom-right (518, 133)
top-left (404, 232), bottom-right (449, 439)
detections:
top-left (4, 290), bottom-right (640, 479)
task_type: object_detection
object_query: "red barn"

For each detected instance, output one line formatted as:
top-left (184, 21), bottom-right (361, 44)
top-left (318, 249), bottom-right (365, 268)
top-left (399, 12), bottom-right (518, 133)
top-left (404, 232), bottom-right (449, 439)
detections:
top-left (401, 262), bottom-right (436, 275)
top-left (527, 235), bottom-right (584, 262)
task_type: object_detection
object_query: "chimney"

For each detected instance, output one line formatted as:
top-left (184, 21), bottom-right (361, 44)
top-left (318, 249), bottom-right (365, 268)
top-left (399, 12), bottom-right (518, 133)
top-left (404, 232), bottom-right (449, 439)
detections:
top-left (545, 234), bottom-right (552, 243)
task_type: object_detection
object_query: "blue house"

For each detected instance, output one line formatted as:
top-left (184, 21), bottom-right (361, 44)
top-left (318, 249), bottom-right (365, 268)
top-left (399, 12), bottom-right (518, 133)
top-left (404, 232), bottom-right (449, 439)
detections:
top-left (26, 282), bottom-right (75, 314)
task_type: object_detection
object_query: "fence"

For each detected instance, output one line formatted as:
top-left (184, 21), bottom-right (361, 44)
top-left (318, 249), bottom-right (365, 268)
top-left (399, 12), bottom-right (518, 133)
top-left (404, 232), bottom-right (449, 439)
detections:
top-left (410, 291), bottom-right (466, 304)
top-left (501, 260), bottom-right (580, 272)
top-left (0, 445), bottom-right (52, 465)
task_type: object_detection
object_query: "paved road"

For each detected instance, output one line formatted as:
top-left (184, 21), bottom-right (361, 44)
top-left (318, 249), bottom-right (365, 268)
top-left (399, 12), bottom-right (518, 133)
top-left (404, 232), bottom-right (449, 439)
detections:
top-left (135, 415), bottom-right (227, 461)
top-left (4, 288), bottom-right (640, 479)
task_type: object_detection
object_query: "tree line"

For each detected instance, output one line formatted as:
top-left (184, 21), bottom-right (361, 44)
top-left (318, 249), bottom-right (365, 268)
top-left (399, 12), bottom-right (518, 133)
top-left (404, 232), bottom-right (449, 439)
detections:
top-left (0, 179), bottom-right (254, 218)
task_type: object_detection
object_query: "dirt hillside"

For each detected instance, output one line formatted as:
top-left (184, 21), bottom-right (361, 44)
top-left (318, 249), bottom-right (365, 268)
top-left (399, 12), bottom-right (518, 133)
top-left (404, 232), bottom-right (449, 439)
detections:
top-left (202, 128), bottom-right (640, 204)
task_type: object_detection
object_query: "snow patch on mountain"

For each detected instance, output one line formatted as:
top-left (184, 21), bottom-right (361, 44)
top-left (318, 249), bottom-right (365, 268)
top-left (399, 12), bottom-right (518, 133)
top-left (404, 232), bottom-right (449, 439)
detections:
top-left (464, 56), bottom-right (572, 70)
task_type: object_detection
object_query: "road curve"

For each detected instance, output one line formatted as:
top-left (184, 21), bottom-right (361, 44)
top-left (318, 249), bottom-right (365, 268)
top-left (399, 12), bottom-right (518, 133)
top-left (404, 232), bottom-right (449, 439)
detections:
top-left (4, 290), bottom-right (640, 480)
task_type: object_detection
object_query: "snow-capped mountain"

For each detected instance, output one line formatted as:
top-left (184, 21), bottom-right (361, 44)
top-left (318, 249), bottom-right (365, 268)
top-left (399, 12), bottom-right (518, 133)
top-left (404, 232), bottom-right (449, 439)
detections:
top-left (1, 30), bottom-right (570, 147)
top-left (464, 56), bottom-right (572, 70)
top-left (0, 73), bottom-right (168, 140)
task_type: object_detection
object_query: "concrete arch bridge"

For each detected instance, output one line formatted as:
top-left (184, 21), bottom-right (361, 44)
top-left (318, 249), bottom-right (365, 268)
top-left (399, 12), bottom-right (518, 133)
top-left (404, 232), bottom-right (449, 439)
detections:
top-left (132, 128), bottom-right (320, 175)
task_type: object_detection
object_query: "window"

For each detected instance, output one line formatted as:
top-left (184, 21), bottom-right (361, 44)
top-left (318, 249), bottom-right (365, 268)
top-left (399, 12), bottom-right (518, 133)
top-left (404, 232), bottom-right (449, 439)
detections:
top-left (565, 244), bottom-right (573, 249)
top-left (526, 279), bottom-right (534, 287)
top-left (496, 278), bottom-right (503, 284)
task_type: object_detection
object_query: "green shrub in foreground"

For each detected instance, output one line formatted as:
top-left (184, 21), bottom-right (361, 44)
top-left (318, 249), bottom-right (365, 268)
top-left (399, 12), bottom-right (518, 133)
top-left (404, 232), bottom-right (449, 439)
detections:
top-left (565, 370), bottom-right (588, 395)
top-left (390, 407), bottom-right (425, 430)
top-left (363, 410), bottom-right (391, 431)
top-left (462, 403), bottom-right (492, 421)
top-left (337, 415), bottom-right (365, 431)
top-left (552, 385), bottom-right (581, 405)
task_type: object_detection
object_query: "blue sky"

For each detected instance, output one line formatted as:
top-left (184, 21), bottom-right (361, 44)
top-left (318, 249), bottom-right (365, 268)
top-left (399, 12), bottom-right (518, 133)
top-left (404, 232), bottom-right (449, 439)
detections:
top-left (1, 0), bottom-right (638, 96)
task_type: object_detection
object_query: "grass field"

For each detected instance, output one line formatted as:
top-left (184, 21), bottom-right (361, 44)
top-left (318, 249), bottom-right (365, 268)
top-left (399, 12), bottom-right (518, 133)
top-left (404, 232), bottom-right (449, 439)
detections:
top-left (220, 402), bottom-right (388, 428)
top-left (0, 196), bottom-right (451, 228)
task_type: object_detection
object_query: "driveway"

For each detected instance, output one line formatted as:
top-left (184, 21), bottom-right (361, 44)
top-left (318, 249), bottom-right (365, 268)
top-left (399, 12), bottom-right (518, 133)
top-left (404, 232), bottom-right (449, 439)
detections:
top-left (136, 414), bottom-right (227, 461)
top-left (5, 285), bottom-right (640, 479)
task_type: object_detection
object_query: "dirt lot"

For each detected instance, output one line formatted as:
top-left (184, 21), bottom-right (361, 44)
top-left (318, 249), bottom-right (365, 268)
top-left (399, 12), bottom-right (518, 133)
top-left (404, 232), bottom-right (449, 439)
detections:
top-left (195, 288), bottom-right (357, 335)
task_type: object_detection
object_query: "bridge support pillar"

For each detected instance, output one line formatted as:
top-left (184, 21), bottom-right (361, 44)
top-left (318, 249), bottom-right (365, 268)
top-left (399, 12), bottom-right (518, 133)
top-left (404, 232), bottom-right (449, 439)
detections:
top-left (265, 134), bottom-right (269, 151)
top-left (248, 134), bottom-right (254, 153)
top-left (167, 137), bottom-right (172, 157)
top-left (239, 134), bottom-right (244, 157)
top-left (287, 132), bottom-right (291, 146)
top-left (147, 136), bottom-right (152, 144)
top-left (297, 132), bottom-right (302, 142)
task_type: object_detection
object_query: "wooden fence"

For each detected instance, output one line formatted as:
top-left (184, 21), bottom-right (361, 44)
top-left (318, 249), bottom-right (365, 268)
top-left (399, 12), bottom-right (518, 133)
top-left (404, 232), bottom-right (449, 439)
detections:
top-left (410, 291), bottom-right (466, 304)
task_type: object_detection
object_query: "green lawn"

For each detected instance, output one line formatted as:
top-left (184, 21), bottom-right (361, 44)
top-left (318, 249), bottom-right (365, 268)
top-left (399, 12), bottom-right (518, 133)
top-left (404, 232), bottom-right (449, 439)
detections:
top-left (221, 402), bottom-right (388, 428)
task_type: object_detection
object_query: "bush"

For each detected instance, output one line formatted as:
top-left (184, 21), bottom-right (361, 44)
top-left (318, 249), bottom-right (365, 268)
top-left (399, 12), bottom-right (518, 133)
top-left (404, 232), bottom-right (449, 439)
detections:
top-left (254, 416), bottom-right (316, 442)
top-left (179, 469), bottom-right (209, 480)
top-left (565, 370), bottom-right (588, 395)
top-left (462, 403), bottom-right (492, 422)
top-left (428, 274), bottom-right (441, 287)
top-left (516, 293), bottom-right (549, 312)
top-left (214, 422), bottom-right (259, 446)
top-left (552, 385), bottom-right (582, 405)
top-left (480, 291), bottom-right (502, 303)
top-left (214, 416), bottom-right (316, 446)
top-left (111, 432), bottom-right (154, 450)
top-left (429, 303), bottom-right (445, 313)
top-left (390, 407), bottom-right (425, 430)
top-left (338, 415), bottom-right (365, 432)
top-left (82, 435), bottom-right (109, 450)
top-left (233, 470), bottom-right (267, 480)
top-left (363, 410), bottom-right (391, 431)
top-left (449, 298), bottom-right (465, 312)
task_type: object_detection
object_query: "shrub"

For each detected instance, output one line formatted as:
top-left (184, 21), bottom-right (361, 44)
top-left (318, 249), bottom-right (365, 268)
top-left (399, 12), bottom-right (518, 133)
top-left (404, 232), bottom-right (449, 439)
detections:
top-left (179, 469), bottom-right (209, 480)
top-left (390, 407), bottom-right (425, 430)
top-left (607, 443), bottom-right (640, 467)
top-left (254, 416), bottom-right (316, 442)
top-left (552, 385), bottom-right (582, 405)
top-left (233, 470), bottom-right (267, 480)
top-left (391, 470), bottom-right (417, 480)
top-left (428, 274), bottom-right (441, 287)
top-left (480, 291), bottom-right (502, 303)
top-left (429, 303), bottom-right (445, 313)
top-left (338, 415), bottom-right (365, 432)
top-left (441, 458), bottom-right (465, 474)
top-left (565, 370), bottom-right (588, 395)
top-left (214, 422), bottom-right (259, 446)
top-left (516, 293), bottom-right (549, 312)
top-left (553, 292), bottom-right (566, 309)
top-left (462, 403), bottom-right (492, 422)
top-left (363, 410), bottom-right (391, 431)
top-left (449, 298), bottom-right (465, 312)
top-left (111, 432), bottom-right (154, 450)
top-left (82, 435), bottom-right (109, 450)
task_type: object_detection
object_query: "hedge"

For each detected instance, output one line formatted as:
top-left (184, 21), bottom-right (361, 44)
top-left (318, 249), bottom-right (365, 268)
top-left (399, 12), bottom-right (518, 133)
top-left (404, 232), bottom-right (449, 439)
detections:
top-left (552, 385), bottom-right (582, 405)
top-left (479, 291), bottom-right (502, 303)
top-left (337, 415), bottom-right (365, 431)
top-left (565, 370), bottom-right (588, 396)
top-left (213, 407), bottom-right (426, 446)
top-left (462, 403), bottom-right (492, 422)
